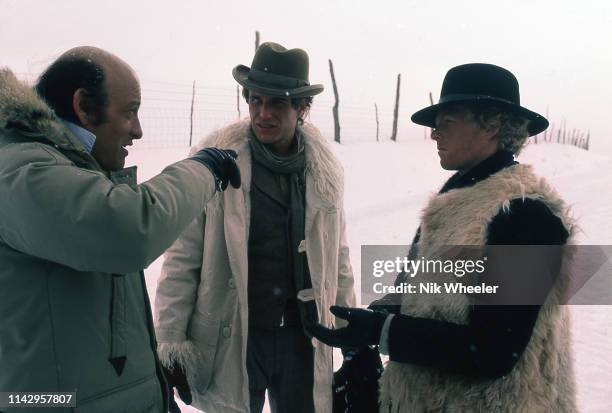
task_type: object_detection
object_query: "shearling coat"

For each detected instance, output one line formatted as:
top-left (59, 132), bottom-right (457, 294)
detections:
top-left (154, 120), bottom-right (356, 413)
top-left (379, 163), bottom-right (577, 413)
top-left (0, 68), bottom-right (217, 413)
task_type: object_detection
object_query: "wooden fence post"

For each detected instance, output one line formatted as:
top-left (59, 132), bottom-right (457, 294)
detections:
top-left (585, 131), bottom-right (590, 150)
top-left (390, 73), bottom-right (401, 141)
top-left (189, 80), bottom-right (195, 147)
top-left (236, 85), bottom-right (241, 119)
top-left (544, 106), bottom-right (549, 142)
top-left (426, 91), bottom-right (434, 140)
top-left (329, 59), bottom-right (341, 143)
top-left (374, 103), bottom-right (379, 142)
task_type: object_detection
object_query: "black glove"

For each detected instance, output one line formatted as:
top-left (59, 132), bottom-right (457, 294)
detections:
top-left (367, 295), bottom-right (401, 315)
top-left (189, 148), bottom-right (241, 191)
top-left (308, 306), bottom-right (389, 348)
top-left (162, 362), bottom-right (192, 413)
top-left (367, 270), bottom-right (408, 315)
top-left (333, 346), bottom-right (384, 413)
top-left (341, 347), bottom-right (359, 360)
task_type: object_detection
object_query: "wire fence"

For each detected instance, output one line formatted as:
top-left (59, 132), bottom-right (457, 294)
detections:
top-left (136, 79), bottom-right (401, 148)
top-left (14, 73), bottom-right (590, 150)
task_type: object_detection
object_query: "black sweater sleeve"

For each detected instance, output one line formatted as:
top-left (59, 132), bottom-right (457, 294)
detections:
top-left (387, 198), bottom-right (569, 378)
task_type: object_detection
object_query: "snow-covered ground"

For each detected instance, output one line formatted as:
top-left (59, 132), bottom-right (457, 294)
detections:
top-left (128, 135), bottom-right (612, 413)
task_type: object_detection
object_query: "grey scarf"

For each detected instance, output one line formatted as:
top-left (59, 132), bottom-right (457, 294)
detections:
top-left (248, 127), bottom-right (318, 335)
top-left (247, 126), bottom-right (306, 174)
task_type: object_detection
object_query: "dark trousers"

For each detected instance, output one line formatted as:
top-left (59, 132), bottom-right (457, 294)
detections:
top-left (247, 326), bottom-right (315, 413)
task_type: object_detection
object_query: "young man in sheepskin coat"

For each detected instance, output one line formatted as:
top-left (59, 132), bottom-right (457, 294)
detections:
top-left (311, 63), bottom-right (577, 412)
top-left (154, 42), bottom-right (355, 413)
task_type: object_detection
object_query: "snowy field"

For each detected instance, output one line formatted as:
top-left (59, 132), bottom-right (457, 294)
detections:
top-left (128, 133), bottom-right (612, 413)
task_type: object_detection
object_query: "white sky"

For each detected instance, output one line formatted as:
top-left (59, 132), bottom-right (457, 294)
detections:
top-left (2, 0), bottom-right (611, 149)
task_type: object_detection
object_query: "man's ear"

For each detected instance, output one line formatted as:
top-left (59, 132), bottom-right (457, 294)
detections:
top-left (484, 115), bottom-right (501, 141)
top-left (298, 105), bottom-right (309, 122)
top-left (485, 127), bottom-right (500, 141)
top-left (72, 88), bottom-right (96, 127)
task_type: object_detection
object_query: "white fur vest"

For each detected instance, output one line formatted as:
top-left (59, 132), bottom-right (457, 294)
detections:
top-left (379, 164), bottom-right (577, 413)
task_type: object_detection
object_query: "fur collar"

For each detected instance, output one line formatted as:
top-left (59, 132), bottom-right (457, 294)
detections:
top-left (193, 119), bottom-right (344, 206)
top-left (0, 68), bottom-right (84, 152)
top-left (421, 163), bottom-right (576, 244)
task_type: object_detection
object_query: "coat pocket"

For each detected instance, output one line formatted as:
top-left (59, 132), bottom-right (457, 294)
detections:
top-left (75, 375), bottom-right (162, 413)
top-left (109, 274), bottom-right (127, 376)
top-left (187, 312), bottom-right (220, 391)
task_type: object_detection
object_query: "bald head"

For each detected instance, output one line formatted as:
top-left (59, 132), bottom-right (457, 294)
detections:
top-left (35, 46), bottom-right (137, 126)
top-left (35, 46), bottom-right (143, 171)
top-left (58, 46), bottom-right (137, 83)
top-left (57, 45), bottom-right (126, 64)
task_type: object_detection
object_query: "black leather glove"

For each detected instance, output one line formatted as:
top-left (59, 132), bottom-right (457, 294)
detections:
top-left (162, 362), bottom-right (192, 413)
top-left (189, 148), bottom-right (241, 191)
top-left (341, 347), bottom-right (359, 360)
top-left (334, 346), bottom-right (384, 413)
top-left (367, 295), bottom-right (401, 315)
top-left (308, 306), bottom-right (389, 348)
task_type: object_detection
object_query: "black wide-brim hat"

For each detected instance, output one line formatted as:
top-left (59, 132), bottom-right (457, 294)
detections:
top-left (411, 63), bottom-right (548, 136)
top-left (233, 42), bottom-right (324, 99)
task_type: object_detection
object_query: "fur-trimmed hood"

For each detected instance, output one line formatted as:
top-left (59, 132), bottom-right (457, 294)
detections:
top-left (192, 119), bottom-right (344, 207)
top-left (1, 69), bottom-right (58, 138)
top-left (0, 68), bottom-right (89, 154)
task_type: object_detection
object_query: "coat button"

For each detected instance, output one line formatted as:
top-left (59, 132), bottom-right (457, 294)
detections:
top-left (222, 326), bottom-right (231, 338)
top-left (228, 278), bottom-right (235, 289)
top-left (324, 280), bottom-right (330, 290)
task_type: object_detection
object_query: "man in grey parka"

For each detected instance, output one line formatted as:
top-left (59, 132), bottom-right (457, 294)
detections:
top-left (0, 46), bottom-right (239, 413)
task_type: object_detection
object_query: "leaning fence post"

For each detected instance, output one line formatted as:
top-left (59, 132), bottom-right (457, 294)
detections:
top-left (329, 59), bottom-right (341, 144)
top-left (189, 80), bottom-right (195, 147)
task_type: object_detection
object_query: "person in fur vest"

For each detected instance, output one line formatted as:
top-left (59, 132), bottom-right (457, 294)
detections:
top-left (154, 42), bottom-right (356, 413)
top-left (310, 63), bottom-right (577, 412)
